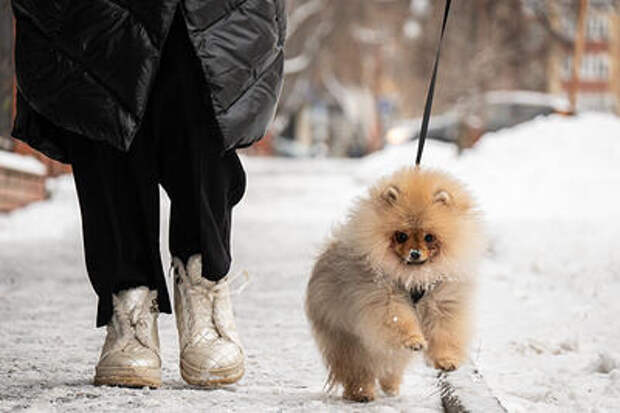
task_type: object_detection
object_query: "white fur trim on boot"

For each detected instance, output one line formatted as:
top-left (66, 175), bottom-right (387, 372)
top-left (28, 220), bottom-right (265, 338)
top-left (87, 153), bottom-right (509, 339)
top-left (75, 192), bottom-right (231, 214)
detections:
top-left (172, 255), bottom-right (245, 386)
top-left (94, 287), bottom-right (161, 388)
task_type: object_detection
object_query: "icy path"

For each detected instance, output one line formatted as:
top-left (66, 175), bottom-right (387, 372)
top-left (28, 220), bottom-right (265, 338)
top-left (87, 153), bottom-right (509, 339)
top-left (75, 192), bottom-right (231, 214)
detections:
top-left (0, 158), bottom-right (442, 412)
top-left (2, 114), bottom-right (620, 412)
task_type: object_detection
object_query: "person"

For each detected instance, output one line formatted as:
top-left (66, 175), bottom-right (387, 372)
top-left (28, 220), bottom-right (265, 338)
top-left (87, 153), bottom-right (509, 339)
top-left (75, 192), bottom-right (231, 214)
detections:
top-left (11, 1), bottom-right (286, 388)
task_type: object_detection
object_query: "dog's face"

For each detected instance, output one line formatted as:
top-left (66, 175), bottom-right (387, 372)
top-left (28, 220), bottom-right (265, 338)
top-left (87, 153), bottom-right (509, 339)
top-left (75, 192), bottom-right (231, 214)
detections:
top-left (380, 183), bottom-right (453, 268)
top-left (391, 227), bottom-right (440, 266)
top-left (344, 168), bottom-right (483, 287)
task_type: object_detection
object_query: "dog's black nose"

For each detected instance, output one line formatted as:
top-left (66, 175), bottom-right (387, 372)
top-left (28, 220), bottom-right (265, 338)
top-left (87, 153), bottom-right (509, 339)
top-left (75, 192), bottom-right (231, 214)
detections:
top-left (410, 250), bottom-right (421, 260)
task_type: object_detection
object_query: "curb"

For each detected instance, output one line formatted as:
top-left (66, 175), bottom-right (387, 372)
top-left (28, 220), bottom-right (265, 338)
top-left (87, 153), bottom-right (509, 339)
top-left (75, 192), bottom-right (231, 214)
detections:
top-left (438, 361), bottom-right (507, 413)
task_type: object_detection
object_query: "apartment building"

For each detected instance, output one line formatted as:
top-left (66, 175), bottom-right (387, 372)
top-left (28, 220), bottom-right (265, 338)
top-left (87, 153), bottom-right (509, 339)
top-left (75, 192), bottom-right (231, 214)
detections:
top-left (548, 0), bottom-right (620, 112)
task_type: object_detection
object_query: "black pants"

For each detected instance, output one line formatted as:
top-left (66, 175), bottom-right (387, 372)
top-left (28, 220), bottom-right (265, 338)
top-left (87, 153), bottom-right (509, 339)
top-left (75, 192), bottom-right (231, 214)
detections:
top-left (63, 13), bottom-right (246, 327)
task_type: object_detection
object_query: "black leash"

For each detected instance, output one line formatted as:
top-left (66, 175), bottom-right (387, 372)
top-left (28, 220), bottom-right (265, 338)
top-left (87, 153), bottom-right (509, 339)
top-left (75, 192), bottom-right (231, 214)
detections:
top-left (415, 0), bottom-right (452, 166)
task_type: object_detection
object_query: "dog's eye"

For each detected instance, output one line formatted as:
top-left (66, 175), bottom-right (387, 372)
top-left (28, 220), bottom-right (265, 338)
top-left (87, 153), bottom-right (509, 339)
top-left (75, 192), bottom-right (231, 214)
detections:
top-left (424, 234), bottom-right (435, 243)
top-left (395, 231), bottom-right (409, 243)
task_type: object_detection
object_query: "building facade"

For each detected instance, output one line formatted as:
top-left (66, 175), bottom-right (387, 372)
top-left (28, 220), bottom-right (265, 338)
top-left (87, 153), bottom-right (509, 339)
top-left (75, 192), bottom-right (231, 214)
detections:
top-left (548, 1), bottom-right (620, 113)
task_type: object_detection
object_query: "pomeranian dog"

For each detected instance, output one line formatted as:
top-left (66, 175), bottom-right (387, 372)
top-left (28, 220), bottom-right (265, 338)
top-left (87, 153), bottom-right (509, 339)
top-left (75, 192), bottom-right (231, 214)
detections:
top-left (306, 167), bottom-right (484, 402)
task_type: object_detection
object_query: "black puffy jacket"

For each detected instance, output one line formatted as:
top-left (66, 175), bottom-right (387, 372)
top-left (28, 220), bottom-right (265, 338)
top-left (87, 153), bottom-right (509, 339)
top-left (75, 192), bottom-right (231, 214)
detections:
top-left (11, 0), bottom-right (286, 162)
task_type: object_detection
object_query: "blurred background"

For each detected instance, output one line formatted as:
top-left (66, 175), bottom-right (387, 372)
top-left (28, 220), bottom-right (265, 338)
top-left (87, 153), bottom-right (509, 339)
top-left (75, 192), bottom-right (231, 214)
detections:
top-left (0, 0), bottom-right (619, 209)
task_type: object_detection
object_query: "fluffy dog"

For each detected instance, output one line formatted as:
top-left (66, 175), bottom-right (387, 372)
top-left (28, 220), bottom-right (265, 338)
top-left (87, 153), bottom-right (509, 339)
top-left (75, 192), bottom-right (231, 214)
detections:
top-left (306, 167), bottom-right (484, 402)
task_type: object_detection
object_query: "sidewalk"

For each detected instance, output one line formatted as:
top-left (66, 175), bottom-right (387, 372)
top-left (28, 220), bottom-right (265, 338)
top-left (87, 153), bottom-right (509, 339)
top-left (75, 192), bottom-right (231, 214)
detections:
top-left (0, 159), bottom-right (441, 412)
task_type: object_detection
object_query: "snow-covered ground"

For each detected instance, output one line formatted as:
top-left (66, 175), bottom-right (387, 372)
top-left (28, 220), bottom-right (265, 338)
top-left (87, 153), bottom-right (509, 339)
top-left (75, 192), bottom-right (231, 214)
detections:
top-left (1, 113), bottom-right (619, 412)
top-left (0, 151), bottom-right (46, 175)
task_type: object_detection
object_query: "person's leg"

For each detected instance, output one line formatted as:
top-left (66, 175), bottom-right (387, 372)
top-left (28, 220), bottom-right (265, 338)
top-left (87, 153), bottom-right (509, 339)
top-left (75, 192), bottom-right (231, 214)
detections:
top-left (162, 145), bottom-right (246, 281)
top-left (62, 104), bottom-right (169, 388)
top-left (153, 11), bottom-right (246, 386)
top-left (66, 127), bottom-right (171, 327)
top-left (155, 11), bottom-right (246, 281)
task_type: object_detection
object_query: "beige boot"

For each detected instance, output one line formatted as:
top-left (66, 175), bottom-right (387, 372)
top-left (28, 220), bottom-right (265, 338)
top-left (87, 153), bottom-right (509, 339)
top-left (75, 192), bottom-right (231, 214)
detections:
top-left (94, 287), bottom-right (161, 388)
top-left (172, 255), bottom-right (244, 386)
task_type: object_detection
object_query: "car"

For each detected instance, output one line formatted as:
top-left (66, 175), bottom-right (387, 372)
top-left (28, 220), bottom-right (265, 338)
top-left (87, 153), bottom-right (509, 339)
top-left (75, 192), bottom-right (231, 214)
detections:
top-left (385, 90), bottom-right (571, 150)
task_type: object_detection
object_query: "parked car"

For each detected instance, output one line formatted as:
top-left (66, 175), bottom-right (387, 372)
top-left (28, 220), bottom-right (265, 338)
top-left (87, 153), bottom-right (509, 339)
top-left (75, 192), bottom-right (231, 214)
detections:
top-left (386, 91), bottom-right (571, 150)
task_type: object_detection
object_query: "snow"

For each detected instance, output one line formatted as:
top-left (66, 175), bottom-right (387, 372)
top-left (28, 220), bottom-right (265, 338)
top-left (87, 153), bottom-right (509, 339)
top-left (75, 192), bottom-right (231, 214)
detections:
top-left (484, 90), bottom-right (570, 111)
top-left (1, 113), bottom-right (620, 411)
top-left (0, 150), bottom-right (46, 176)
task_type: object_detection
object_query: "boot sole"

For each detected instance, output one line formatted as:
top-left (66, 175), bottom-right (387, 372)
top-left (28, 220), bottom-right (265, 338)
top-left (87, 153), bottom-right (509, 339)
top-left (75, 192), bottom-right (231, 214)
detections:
top-left (94, 366), bottom-right (162, 388)
top-left (180, 359), bottom-right (244, 387)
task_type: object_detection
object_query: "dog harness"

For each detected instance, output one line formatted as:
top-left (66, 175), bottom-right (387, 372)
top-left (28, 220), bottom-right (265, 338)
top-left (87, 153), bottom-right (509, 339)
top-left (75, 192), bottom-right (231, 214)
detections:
top-left (410, 287), bottom-right (426, 305)
top-left (410, 280), bottom-right (442, 305)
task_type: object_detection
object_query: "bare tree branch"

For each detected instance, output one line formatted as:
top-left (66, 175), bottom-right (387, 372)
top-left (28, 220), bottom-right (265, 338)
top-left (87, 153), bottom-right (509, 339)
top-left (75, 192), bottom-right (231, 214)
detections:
top-left (286, 0), bottom-right (325, 39)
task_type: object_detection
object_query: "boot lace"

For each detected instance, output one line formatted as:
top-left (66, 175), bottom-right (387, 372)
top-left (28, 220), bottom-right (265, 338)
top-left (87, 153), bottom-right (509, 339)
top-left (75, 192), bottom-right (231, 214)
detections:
top-left (170, 258), bottom-right (250, 343)
top-left (108, 293), bottom-right (159, 356)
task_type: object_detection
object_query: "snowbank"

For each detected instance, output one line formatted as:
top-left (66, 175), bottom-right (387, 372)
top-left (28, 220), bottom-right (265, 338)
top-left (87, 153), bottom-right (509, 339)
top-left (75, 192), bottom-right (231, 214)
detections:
top-left (0, 176), bottom-right (79, 242)
top-left (362, 113), bottom-right (620, 220)
top-left (0, 150), bottom-right (47, 176)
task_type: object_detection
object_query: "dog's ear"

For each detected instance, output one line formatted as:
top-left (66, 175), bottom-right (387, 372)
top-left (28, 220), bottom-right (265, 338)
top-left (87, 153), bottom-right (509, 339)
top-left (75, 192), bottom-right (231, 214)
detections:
top-left (433, 189), bottom-right (452, 206)
top-left (381, 185), bottom-right (400, 206)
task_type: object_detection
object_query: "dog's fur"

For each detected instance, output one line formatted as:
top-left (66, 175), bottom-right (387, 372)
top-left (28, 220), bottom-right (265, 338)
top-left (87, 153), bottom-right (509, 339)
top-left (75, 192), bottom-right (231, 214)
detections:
top-left (305, 167), bottom-right (485, 402)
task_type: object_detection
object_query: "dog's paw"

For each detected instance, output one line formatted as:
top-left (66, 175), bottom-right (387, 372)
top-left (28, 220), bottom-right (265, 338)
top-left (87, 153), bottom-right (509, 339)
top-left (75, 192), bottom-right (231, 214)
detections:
top-left (432, 355), bottom-right (461, 371)
top-left (346, 394), bottom-right (374, 403)
top-left (402, 334), bottom-right (427, 351)
top-left (381, 387), bottom-right (399, 397)
top-left (343, 388), bottom-right (375, 403)
top-left (379, 380), bottom-right (401, 397)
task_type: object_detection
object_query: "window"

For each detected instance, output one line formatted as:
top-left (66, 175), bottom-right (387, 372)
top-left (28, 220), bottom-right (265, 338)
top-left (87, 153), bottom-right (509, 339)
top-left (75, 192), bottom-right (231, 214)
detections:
top-left (559, 10), bottom-right (610, 41)
top-left (587, 13), bottom-right (609, 41)
top-left (562, 53), bottom-right (610, 81)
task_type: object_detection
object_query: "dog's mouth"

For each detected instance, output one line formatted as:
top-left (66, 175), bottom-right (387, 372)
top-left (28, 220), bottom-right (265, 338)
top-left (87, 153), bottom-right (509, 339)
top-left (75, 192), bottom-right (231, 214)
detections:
top-left (405, 259), bottom-right (428, 266)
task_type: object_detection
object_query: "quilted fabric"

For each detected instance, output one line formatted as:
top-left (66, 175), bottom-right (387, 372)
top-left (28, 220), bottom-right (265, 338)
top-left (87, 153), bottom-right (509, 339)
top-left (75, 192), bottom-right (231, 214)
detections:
top-left (11, 0), bottom-right (286, 161)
